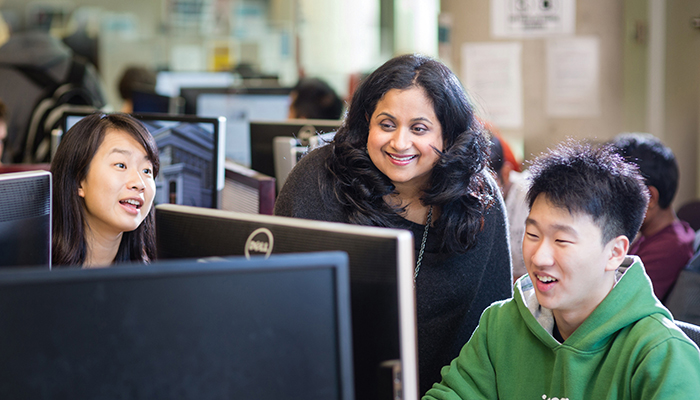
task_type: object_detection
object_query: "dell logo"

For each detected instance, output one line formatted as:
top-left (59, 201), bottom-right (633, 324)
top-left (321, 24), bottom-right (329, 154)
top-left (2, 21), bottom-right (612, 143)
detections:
top-left (244, 228), bottom-right (274, 259)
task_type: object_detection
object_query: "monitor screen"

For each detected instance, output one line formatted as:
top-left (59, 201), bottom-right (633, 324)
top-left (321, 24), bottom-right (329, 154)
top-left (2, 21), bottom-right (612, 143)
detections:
top-left (155, 204), bottom-right (418, 400)
top-left (0, 171), bottom-right (51, 269)
top-left (0, 252), bottom-right (354, 400)
top-left (155, 71), bottom-right (237, 98)
top-left (249, 119), bottom-right (341, 187)
top-left (61, 112), bottom-right (226, 209)
top-left (131, 90), bottom-right (184, 114)
top-left (184, 87), bottom-right (292, 167)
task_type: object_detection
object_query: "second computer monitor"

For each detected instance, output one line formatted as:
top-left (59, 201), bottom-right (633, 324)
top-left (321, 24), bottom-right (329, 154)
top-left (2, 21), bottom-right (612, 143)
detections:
top-left (135, 114), bottom-right (225, 208)
top-left (186, 87), bottom-right (292, 167)
top-left (0, 252), bottom-right (354, 400)
top-left (0, 171), bottom-right (51, 269)
top-left (249, 119), bottom-right (341, 179)
top-left (155, 204), bottom-right (418, 400)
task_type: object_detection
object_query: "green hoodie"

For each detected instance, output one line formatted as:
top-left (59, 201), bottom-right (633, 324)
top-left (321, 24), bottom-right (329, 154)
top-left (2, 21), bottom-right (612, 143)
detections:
top-left (423, 256), bottom-right (700, 400)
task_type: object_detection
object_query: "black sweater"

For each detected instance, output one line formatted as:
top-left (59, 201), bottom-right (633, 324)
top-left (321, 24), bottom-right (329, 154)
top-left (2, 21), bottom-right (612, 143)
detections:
top-left (274, 145), bottom-right (513, 395)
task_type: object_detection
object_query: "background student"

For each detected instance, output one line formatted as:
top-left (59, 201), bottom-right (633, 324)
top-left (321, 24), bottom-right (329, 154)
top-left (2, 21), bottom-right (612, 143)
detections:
top-left (51, 113), bottom-right (159, 267)
top-left (274, 53), bottom-right (513, 395)
top-left (611, 132), bottom-right (696, 300)
top-left (287, 77), bottom-right (344, 120)
top-left (424, 139), bottom-right (700, 400)
top-left (117, 65), bottom-right (158, 113)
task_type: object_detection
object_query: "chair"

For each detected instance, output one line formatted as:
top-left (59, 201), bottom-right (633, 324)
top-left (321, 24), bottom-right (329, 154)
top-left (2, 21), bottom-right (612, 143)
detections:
top-left (674, 320), bottom-right (700, 347)
top-left (665, 252), bottom-right (700, 325)
top-left (677, 199), bottom-right (700, 231)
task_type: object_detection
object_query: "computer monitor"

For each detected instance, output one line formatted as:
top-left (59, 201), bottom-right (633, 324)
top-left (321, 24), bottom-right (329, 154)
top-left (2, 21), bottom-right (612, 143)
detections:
top-left (249, 119), bottom-right (341, 182)
top-left (0, 252), bottom-right (354, 400)
top-left (154, 71), bottom-right (237, 98)
top-left (221, 160), bottom-right (276, 215)
top-left (155, 204), bottom-right (418, 400)
top-left (184, 87), bottom-right (292, 167)
top-left (0, 171), bottom-right (51, 269)
top-left (61, 112), bottom-right (226, 209)
top-left (180, 86), bottom-right (291, 115)
top-left (131, 89), bottom-right (185, 114)
top-left (135, 113), bottom-right (225, 208)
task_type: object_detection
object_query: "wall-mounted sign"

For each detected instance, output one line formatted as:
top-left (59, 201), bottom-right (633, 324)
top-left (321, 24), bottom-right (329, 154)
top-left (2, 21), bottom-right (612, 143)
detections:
top-left (491, 0), bottom-right (576, 38)
top-left (462, 42), bottom-right (523, 129)
top-left (546, 36), bottom-right (600, 117)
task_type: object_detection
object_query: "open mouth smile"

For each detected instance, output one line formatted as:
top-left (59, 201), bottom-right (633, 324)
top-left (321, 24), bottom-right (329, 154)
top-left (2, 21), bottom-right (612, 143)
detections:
top-left (388, 153), bottom-right (417, 163)
top-left (119, 198), bottom-right (144, 214)
top-left (534, 273), bottom-right (558, 292)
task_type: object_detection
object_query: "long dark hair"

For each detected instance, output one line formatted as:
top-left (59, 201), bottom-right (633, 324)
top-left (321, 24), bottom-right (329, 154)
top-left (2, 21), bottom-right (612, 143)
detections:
top-left (327, 54), bottom-right (494, 252)
top-left (51, 113), bottom-right (160, 267)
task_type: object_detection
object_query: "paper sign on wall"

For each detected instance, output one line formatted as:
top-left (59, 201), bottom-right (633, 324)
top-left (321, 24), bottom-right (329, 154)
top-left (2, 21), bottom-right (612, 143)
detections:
top-left (546, 36), bottom-right (600, 117)
top-left (491, 0), bottom-right (576, 38)
top-left (462, 42), bottom-right (523, 129)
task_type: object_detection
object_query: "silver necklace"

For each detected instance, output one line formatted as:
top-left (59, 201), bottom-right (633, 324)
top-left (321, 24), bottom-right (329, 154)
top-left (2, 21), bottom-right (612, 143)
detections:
top-left (414, 205), bottom-right (433, 281)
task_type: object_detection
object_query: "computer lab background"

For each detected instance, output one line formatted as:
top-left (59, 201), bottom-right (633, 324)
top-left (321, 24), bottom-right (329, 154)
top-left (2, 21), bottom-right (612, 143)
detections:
top-left (1, 0), bottom-right (698, 209)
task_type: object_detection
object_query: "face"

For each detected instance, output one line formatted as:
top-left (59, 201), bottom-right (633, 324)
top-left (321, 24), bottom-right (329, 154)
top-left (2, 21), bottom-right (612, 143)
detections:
top-left (523, 195), bottom-right (626, 322)
top-left (367, 87), bottom-right (443, 193)
top-left (78, 129), bottom-right (156, 237)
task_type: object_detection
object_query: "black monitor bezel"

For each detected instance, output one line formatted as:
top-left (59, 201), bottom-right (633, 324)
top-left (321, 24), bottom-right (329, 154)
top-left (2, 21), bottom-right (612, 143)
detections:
top-left (0, 251), bottom-right (354, 400)
top-left (0, 170), bottom-right (52, 270)
top-left (154, 204), bottom-right (419, 400)
top-left (249, 119), bottom-right (342, 179)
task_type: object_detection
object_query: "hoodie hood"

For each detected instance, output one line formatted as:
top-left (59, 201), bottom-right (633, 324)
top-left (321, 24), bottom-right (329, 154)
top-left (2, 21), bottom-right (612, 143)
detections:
top-left (0, 31), bottom-right (70, 70)
top-left (514, 256), bottom-right (672, 350)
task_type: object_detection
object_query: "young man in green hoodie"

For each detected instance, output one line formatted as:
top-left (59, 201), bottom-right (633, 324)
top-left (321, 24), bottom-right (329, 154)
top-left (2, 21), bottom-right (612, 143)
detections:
top-left (423, 139), bottom-right (700, 400)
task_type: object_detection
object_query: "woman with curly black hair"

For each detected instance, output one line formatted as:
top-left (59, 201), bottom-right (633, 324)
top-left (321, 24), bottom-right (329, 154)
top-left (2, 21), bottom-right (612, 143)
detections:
top-left (274, 54), bottom-right (512, 395)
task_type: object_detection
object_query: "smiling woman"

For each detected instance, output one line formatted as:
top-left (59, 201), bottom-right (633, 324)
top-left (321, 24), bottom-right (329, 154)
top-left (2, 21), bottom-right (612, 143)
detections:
top-left (274, 54), bottom-right (513, 395)
top-left (51, 113), bottom-right (160, 268)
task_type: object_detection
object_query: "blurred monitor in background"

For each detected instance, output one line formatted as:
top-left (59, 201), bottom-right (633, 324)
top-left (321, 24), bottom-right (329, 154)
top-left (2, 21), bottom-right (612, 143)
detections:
top-left (191, 87), bottom-right (291, 166)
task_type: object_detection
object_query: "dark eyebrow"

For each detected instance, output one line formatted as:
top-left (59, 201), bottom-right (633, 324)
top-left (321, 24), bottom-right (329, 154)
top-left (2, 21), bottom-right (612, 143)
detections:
top-left (525, 218), bottom-right (579, 236)
top-left (375, 112), bottom-right (434, 125)
top-left (108, 148), bottom-right (132, 156)
top-left (108, 148), bottom-right (152, 163)
top-left (376, 112), bottom-right (396, 120)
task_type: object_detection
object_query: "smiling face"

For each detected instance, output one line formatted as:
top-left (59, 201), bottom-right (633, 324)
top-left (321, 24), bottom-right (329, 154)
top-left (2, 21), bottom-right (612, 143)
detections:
top-left (78, 129), bottom-right (156, 238)
top-left (523, 194), bottom-right (627, 325)
top-left (367, 86), bottom-right (443, 194)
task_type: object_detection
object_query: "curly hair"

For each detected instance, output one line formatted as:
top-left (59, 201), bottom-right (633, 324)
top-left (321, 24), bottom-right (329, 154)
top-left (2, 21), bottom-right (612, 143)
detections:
top-left (326, 54), bottom-right (495, 253)
top-left (51, 112), bottom-right (160, 267)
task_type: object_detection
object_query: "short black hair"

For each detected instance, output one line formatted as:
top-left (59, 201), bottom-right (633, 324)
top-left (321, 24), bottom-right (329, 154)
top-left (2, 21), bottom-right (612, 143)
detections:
top-left (290, 77), bottom-right (343, 120)
top-left (527, 139), bottom-right (649, 243)
top-left (610, 133), bottom-right (678, 209)
top-left (118, 66), bottom-right (157, 101)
